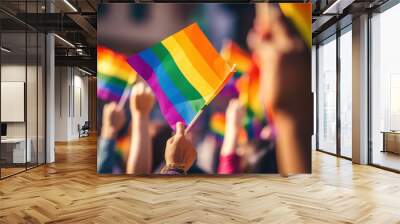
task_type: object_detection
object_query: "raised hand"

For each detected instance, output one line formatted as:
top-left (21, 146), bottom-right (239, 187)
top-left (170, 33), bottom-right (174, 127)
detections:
top-left (126, 82), bottom-right (154, 175)
top-left (221, 99), bottom-right (245, 156)
top-left (253, 4), bottom-right (310, 115)
top-left (101, 102), bottom-right (126, 140)
top-left (252, 4), bottom-right (312, 175)
top-left (225, 99), bottom-right (245, 134)
top-left (129, 82), bottom-right (155, 117)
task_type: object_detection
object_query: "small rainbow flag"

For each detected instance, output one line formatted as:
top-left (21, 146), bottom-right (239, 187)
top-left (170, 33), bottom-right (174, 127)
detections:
top-left (115, 133), bottom-right (130, 161)
top-left (127, 23), bottom-right (234, 129)
top-left (97, 46), bottom-right (137, 102)
top-left (235, 64), bottom-right (264, 120)
top-left (221, 41), bottom-right (253, 75)
top-left (235, 63), bottom-right (265, 139)
top-left (220, 41), bottom-right (264, 139)
top-left (210, 112), bottom-right (247, 144)
top-left (279, 3), bottom-right (312, 48)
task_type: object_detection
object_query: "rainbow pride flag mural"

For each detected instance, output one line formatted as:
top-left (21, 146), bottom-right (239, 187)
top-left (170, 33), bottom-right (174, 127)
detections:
top-left (97, 46), bottom-right (137, 102)
top-left (127, 23), bottom-right (233, 129)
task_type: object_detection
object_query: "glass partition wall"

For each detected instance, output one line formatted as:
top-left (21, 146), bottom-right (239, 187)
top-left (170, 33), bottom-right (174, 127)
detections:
top-left (339, 27), bottom-right (352, 159)
top-left (0, 1), bottom-right (46, 179)
top-left (316, 25), bottom-right (353, 159)
top-left (317, 35), bottom-right (337, 155)
top-left (370, 3), bottom-right (400, 171)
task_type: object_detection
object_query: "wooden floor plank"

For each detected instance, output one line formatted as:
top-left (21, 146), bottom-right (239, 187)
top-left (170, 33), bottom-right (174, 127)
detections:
top-left (0, 135), bottom-right (399, 223)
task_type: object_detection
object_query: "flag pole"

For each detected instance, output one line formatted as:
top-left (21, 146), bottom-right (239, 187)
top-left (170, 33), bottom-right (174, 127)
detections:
top-left (117, 86), bottom-right (131, 110)
top-left (117, 77), bottom-right (135, 110)
top-left (185, 64), bottom-right (237, 134)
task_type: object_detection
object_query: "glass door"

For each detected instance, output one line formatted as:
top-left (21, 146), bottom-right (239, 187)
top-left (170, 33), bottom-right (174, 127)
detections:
top-left (1, 30), bottom-right (28, 178)
top-left (339, 26), bottom-right (352, 159)
top-left (370, 3), bottom-right (400, 171)
top-left (317, 35), bottom-right (337, 154)
top-left (0, 0), bottom-right (46, 179)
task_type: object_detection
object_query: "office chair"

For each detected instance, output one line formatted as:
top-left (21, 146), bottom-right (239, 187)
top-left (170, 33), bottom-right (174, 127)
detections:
top-left (78, 121), bottom-right (90, 138)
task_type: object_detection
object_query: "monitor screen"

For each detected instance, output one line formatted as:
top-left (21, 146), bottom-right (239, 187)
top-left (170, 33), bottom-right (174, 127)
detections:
top-left (1, 123), bottom-right (7, 137)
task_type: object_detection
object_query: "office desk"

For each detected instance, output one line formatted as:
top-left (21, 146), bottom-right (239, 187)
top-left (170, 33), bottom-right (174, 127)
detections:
top-left (1, 138), bottom-right (31, 164)
top-left (381, 131), bottom-right (400, 154)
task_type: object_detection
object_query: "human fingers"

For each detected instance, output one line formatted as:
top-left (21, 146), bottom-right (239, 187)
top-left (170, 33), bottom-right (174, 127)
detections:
top-left (175, 122), bottom-right (185, 137)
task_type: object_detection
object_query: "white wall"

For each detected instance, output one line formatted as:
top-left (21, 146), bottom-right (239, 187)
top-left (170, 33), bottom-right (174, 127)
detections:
top-left (55, 66), bottom-right (69, 141)
top-left (54, 67), bottom-right (89, 141)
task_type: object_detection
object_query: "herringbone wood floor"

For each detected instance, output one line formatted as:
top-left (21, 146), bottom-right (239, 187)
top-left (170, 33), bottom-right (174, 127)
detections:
top-left (1, 135), bottom-right (400, 224)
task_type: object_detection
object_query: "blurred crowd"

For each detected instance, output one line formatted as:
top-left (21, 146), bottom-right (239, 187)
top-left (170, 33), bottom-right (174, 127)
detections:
top-left (98, 4), bottom-right (312, 176)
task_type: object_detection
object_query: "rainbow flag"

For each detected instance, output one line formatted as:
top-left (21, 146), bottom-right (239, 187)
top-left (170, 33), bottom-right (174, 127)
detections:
top-left (221, 41), bottom-right (253, 75)
top-left (279, 3), bottom-right (312, 48)
top-left (235, 64), bottom-right (264, 120)
top-left (235, 63), bottom-right (265, 139)
top-left (222, 40), bottom-right (263, 119)
top-left (220, 41), bottom-right (264, 139)
top-left (217, 41), bottom-right (252, 99)
top-left (97, 46), bottom-right (137, 102)
top-left (127, 23), bottom-right (233, 129)
top-left (210, 112), bottom-right (247, 144)
top-left (115, 133), bottom-right (130, 161)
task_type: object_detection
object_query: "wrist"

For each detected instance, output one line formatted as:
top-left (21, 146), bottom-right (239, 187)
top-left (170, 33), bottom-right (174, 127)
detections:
top-left (101, 127), bottom-right (117, 140)
top-left (133, 111), bottom-right (150, 120)
top-left (221, 132), bottom-right (238, 156)
top-left (273, 113), bottom-right (312, 174)
top-left (161, 163), bottom-right (186, 174)
top-left (165, 159), bottom-right (185, 167)
top-left (225, 123), bottom-right (240, 136)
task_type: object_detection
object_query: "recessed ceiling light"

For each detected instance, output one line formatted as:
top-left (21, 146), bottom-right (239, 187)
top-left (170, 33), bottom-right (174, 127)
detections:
top-left (1, 47), bottom-right (11, 53)
top-left (54, 34), bottom-right (75, 48)
top-left (78, 68), bottom-right (93, 76)
top-left (63, 0), bottom-right (78, 12)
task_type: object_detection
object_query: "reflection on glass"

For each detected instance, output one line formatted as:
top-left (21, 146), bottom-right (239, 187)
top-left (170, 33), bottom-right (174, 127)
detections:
top-left (38, 33), bottom-right (46, 165)
top-left (371, 4), bottom-right (400, 171)
top-left (339, 29), bottom-right (352, 158)
top-left (1, 31), bottom-right (27, 177)
top-left (0, 1), bottom-right (46, 179)
top-left (27, 31), bottom-right (38, 169)
top-left (318, 36), bottom-right (337, 154)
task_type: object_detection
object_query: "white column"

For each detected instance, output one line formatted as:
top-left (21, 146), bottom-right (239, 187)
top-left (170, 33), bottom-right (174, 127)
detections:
top-left (352, 14), bottom-right (369, 164)
top-left (46, 1), bottom-right (55, 163)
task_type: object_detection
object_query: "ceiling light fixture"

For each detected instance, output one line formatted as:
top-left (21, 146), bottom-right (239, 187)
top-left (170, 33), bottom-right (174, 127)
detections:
top-left (63, 0), bottom-right (78, 12)
top-left (78, 67), bottom-right (93, 76)
top-left (54, 34), bottom-right (75, 48)
top-left (322, 0), bottom-right (355, 15)
top-left (322, 0), bottom-right (341, 14)
top-left (1, 47), bottom-right (11, 53)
